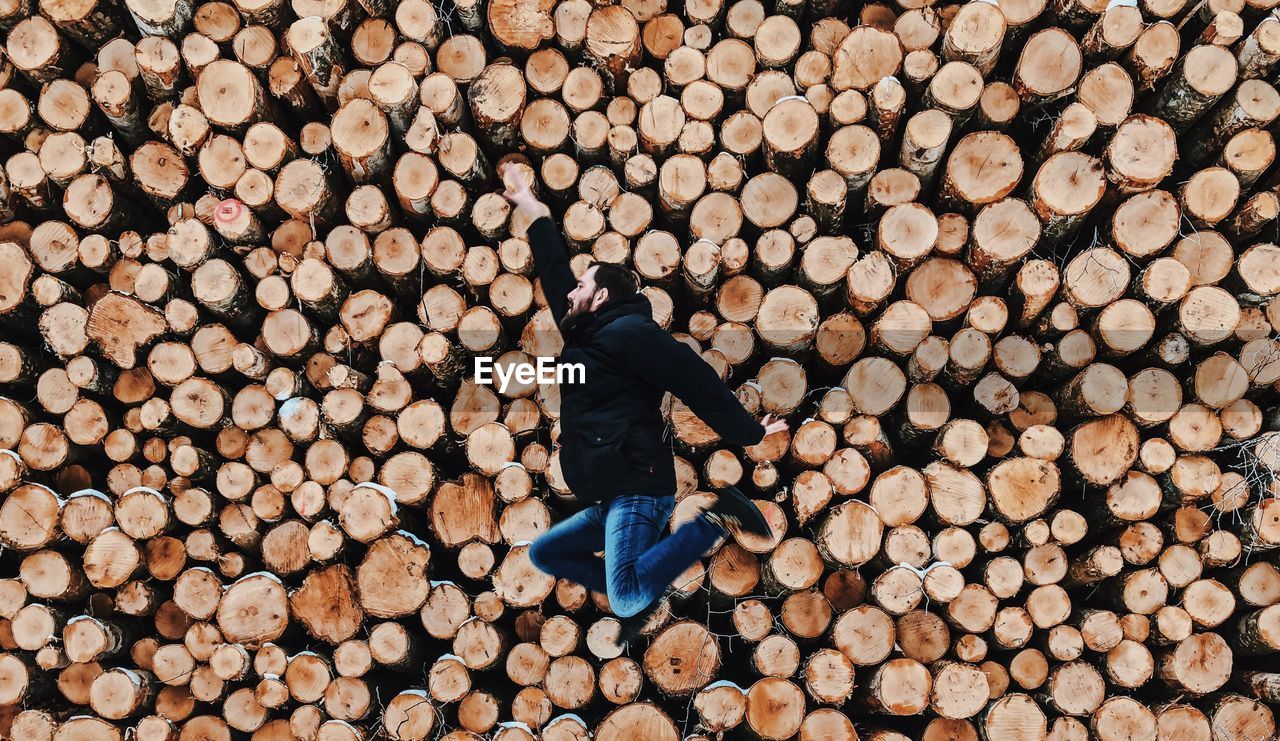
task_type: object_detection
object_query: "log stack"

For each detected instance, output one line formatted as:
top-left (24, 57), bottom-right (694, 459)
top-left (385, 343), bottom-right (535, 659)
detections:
top-left (2, 0), bottom-right (1280, 738)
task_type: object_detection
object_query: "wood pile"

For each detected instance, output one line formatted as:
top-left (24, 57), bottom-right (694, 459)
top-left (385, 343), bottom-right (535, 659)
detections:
top-left (2, 0), bottom-right (1280, 737)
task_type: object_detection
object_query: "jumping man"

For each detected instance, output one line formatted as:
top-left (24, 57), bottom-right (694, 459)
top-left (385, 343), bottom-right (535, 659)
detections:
top-left (500, 163), bottom-right (788, 644)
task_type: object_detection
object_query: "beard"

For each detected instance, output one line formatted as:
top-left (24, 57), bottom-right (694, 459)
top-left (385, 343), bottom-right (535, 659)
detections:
top-left (559, 293), bottom-right (600, 341)
top-left (559, 302), bottom-right (593, 339)
top-left (564, 298), bottom-right (589, 321)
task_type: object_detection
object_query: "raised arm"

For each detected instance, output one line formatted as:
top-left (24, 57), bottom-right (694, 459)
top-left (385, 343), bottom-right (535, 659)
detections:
top-left (501, 164), bottom-right (575, 325)
top-left (621, 321), bottom-right (780, 447)
top-left (525, 217), bottom-right (575, 325)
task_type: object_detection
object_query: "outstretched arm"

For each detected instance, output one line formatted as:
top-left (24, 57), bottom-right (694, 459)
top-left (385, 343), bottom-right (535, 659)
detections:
top-left (501, 164), bottom-right (575, 325)
top-left (620, 322), bottom-right (786, 447)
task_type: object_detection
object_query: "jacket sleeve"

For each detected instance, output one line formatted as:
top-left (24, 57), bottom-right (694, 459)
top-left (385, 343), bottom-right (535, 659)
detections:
top-left (526, 215), bottom-right (575, 325)
top-left (619, 321), bottom-right (765, 447)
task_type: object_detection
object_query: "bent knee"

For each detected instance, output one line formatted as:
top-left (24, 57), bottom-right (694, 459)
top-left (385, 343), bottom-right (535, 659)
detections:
top-left (527, 538), bottom-right (553, 573)
top-left (611, 595), bottom-right (649, 619)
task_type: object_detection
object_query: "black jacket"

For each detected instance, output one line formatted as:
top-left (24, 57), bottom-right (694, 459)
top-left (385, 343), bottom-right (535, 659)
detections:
top-left (527, 216), bottom-right (765, 502)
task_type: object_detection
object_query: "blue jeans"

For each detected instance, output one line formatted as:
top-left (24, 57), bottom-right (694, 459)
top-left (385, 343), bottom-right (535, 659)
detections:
top-left (528, 494), bottom-right (722, 617)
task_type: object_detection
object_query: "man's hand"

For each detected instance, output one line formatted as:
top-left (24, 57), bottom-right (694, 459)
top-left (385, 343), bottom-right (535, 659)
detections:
top-left (500, 162), bottom-right (550, 220)
top-left (760, 414), bottom-right (788, 437)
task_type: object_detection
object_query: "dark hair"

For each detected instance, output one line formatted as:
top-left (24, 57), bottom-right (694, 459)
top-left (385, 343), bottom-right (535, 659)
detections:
top-left (589, 261), bottom-right (639, 302)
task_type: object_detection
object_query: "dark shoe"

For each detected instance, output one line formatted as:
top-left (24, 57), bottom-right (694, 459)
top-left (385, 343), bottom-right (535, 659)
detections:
top-left (617, 597), bottom-right (667, 646)
top-left (704, 485), bottom-right (771, 537)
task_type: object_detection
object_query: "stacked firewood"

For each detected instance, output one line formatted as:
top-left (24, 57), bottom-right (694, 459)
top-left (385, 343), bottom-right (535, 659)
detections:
top-left (2, 0), bottom-right (1280, 737)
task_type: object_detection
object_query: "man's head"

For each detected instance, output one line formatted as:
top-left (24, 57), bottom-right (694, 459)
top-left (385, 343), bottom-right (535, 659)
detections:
top-left (565, 262), bottom-right (638, 320)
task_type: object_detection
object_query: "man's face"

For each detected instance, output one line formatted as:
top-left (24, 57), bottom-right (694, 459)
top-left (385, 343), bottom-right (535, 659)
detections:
top-left (566, 265), bottom-right (608, 319)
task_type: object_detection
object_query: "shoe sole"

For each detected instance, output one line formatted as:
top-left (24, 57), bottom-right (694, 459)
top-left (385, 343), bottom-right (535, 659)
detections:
top-left (717, 486), bottom-right (771, 537)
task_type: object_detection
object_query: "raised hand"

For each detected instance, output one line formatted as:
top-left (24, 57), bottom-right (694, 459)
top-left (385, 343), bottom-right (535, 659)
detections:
top-left (760, 413), bottom-right (788, 437)
top-left (499, 162), bottom-right (548, 219)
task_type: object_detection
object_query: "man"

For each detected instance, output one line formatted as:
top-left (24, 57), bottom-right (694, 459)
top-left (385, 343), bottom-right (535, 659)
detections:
top-left (500, 163), bottom-right (787, 643)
